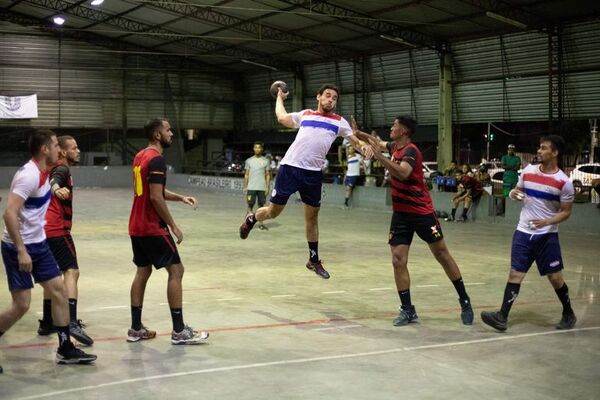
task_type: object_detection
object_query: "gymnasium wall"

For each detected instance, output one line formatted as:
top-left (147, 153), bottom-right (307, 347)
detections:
top-left (243, 19), bottom-right (600, 130)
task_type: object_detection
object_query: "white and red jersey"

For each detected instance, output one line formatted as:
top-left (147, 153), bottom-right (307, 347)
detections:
top-left (281, 109), bottom-right (353, 171)
top-left (2, 159), bottom-right (51, 244)
top-left (516, 164), bottom-right (574, 234)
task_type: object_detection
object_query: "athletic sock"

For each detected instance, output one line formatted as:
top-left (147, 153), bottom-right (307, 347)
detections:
top-left (171, 308), bottom-right (185, 333)
top-left (56, 325), bottom-right (72, 351)
top-left (451, 208), bottom-right (457, 219)
top-left (555, 283), bottom-right (574, 315)
top-left (308, 241), bottom-right (319, 263)
top-left (500, 282), bottom-right (521, 319)
top-left (452, 278), bottom-right (470, 302)
top-left (344, 198), bottom-right (349, 206)
top-left (131, 306), bottom-right (143, 331)
top-left (398, 289), bottom-right (413, 308)
top-left (462, 207), bottom-right (469, 220)
top-left (68, 298), bottom-right (77, 322)
top-left (42, 299), bottom-right (52, 323)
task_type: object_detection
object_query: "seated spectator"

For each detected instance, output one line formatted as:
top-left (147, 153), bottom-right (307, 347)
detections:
top-left (443, 160), bottom-right (459, 177)
top-left (475, 164), bottom-right (491, 186)
top-left (461, 163), bottom-right (473, 177)
top-left (446, 171), bottom-right (483, 222)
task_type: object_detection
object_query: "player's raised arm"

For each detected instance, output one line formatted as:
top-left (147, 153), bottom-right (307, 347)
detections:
top-left (275, 89), bottom-right (294, 128)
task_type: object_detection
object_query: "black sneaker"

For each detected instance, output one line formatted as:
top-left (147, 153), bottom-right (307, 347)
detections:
top-left (69, 320), bottom-right (94, 346)
top-left (556, 312), bottom-right (577, 330)
top-left (306, 260), bottom-right (330, 279)
top-left (239, 212), bottom-right (256, 239)
top-left (393, 305), bottom-right (418, 326)
top-left (55, 345), bottom-right (97, 365)
top-left (37, 319), bottom-right (56, 336)
top-left (460, 298), bottom-right (474, 325)
top-left (481, 311), bottom-right (507, 331)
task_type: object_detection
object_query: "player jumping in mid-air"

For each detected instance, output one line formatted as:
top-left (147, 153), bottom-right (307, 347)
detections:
top-left (239, 83), bottom-right (372, 279)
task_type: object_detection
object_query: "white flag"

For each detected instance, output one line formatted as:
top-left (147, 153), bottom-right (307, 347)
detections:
top-left (0, 94), bottom-right (38, 119)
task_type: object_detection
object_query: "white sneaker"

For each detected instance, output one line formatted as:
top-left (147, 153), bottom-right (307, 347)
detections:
top-left (171, 326), bottom-right (209, 345)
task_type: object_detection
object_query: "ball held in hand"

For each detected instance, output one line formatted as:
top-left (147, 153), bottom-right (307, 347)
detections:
top-left (270, 81), bottom-right (289, 98)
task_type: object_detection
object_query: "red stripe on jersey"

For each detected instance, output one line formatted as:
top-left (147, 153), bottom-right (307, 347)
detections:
top-left (523, 173), bottom-right (566, 190)
top-left (302, 110), bottom-right (342, 121)
top-left (389, 143), bottom-right (434, 215)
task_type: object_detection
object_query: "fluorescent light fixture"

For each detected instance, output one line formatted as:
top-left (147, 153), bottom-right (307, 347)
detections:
top-left (485, 11), bottom-right (527, 30)
top-left (241, 59), bottom-right (278, 71)
top-left (379, 34), bottom-right (417, 48)
top-left (91, 0), bottom-right (104, 5)
top-left (52, 15), bottom-right (66, 25)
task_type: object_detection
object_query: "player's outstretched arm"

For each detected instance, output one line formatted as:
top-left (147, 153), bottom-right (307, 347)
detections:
top-left (165, 189), bottom-right (197, 209)
top-left (350, 117), bottom-right (387, 153)
top-left (275, 89), bottom-right (294, 128)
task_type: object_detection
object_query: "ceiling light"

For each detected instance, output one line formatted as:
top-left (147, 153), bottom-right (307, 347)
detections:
top-left (52, 15), bottom-right (66, 25)
top-left (241, 59), bottom-right (278, 71)
top-left (379, 34), bottom-right (417, 48)
top-left (485, 11), bottom-right (527, 30)
top-left (91, 0), bottom-right (104, 5)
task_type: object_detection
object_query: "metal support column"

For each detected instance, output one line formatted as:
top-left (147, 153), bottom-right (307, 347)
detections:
top-left (437, 52), bottom-right (453, 172)
top-left (353, 57), bottom-right (367, 127)
top-left (548, 25), bottom-right (563, 134)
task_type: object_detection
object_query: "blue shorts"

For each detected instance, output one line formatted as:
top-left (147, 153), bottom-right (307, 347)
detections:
top-left (2, 240), bottom-right (61, 290)
top-left (344, 175), bottom-right (359, 188)
top-left (270, 165), bottom-right (323, 207)
top-left (511, 231), bottom-right (564, 276)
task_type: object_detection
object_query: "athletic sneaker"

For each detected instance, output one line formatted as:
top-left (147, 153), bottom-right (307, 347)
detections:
top-left (460, 298), bottom-right (474, 325)
top-left (239, 212), bottom-right (256, 239)
top-left (171, 326), bottom-right (209, 345)
top-left (37, 319), bottom-right (56, 336)
top-left (556, 312), bottom-right (577, 330)
top-left (306, 260), bottom-right (330, 279)
top-left (480, 311), bottom-right (507, 331)
top-left (258, 224), bottom-right (268, 231)
top-left (127, 326), bottom-right (157, 342)
top-left (393, 305), bottom-right (418, 326)
top-left (55, 345), bottom-right (97, 365)
top-left (69, 320), bottom-right (94, 346)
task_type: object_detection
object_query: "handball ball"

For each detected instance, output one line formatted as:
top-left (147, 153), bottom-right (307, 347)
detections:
top-left (270, 81), bottom-right (289, 98)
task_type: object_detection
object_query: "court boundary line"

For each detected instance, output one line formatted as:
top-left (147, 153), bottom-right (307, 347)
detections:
top-left (9, 326), bottom-right (600, 400)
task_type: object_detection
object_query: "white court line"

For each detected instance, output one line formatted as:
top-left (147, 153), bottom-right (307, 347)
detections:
top-left (368, 287), bottom-right (392, 291)
top-left (158, 302), bottom-right (189, 305)
top-left (313, 324), bottom-right (362, 331)
top-left (95, 305), bottom-right (129, 310)
top-left (271, 294), bottom-right (296, 298)
top-left (322, 290), bottom-right (346, 294)
top-left (13, 326), bottom-right (600, 400)
top-left (415, 284), bottom-right (439, 288)
top-left (216, 298), bottom-right (244, 302)
top-left (465, 282), bottom-right (486, 286)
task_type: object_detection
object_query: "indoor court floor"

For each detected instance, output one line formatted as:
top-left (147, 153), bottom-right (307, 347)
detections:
top-left (0, 187), bottom-right (598, 400)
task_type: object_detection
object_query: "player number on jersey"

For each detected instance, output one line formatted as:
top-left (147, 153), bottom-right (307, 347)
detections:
top-left (133, 165), bottom-right (143, 196)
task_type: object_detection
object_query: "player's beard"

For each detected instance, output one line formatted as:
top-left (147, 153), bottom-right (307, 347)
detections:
top-left (160, 137), bottom-right (172, 149)
top-left (321, 102), bottom-right (334, 113)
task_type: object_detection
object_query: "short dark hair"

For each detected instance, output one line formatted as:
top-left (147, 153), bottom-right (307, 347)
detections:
top-left (317, 83), bottom-right (339, 96)
top-left (540, 134), bottom-right (565, 155)
top-left (396, 115), bottom-right (417, 137)
top-left (28, 129), bottom-right (56, 156)
top-left (57, 135), bottom-right (75, 150)
top-left (253, 141), bottom-right (264, 147)
top-left (144, 118), bottom-right (167, 141)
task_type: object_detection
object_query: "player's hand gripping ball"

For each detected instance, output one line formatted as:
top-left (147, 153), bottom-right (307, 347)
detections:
top-left (270, 80), bottom-right (289, 99)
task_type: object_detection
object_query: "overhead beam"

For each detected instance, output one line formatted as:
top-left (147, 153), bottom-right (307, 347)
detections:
top-left (137, 0), bottom-right (360, 60)
top-left (459, 0), bottom-right (548, 30)
top-left (15, 0), bottom-right (289, 68)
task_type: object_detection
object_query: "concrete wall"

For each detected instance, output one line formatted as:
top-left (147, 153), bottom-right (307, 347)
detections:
top-left (1, 168), bottom-right (597, 235)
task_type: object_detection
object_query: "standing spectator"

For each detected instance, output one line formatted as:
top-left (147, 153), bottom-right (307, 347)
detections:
top-left (501, 144), bottom-right (521, 198)
top-left (244, 142), bottom-right (271, 231)
top-left (343, 145), bottom-right (365, 208)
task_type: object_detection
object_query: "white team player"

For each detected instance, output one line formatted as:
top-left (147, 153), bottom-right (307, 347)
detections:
top-left (239, 83), bottom-right (372, 279)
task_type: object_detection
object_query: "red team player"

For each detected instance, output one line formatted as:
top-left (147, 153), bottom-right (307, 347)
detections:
top-left (127, 118), bottom-right (209, 345)
top-left (38, 135), bottom-right (94, 346)
top-left (353, 116), bottom-right (474, 326)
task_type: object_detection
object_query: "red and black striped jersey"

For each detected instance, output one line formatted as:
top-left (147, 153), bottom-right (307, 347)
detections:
top-left (387, 142), bottom-right (434, 215)
top-left (45, 160), bottom-right (73, 238)
top-left (128, 148), bottom-right (169, 236)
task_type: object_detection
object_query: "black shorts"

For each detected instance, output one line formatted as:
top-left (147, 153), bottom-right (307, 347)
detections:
top-left (388, 212), bottom-right (444, 246)
top-left (130, 235), bottom-right (181, 269)
top-left (247, 190), bottom-right (266, 207)
top-left (46, 235), bottom-right (78, 272)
